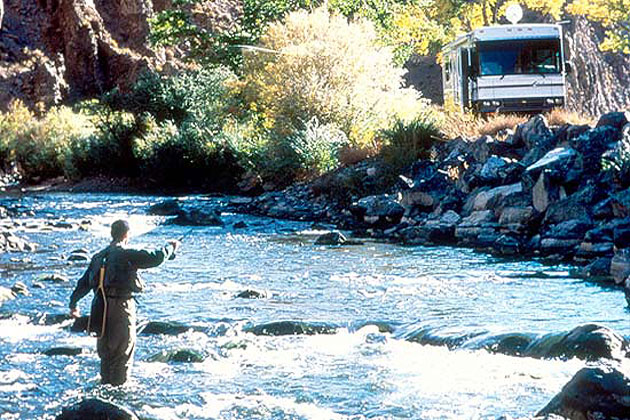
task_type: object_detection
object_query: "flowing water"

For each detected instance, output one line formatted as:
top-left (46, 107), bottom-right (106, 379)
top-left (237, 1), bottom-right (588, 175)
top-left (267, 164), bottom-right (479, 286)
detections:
top-left (0, 193), bottom-right (628, 419)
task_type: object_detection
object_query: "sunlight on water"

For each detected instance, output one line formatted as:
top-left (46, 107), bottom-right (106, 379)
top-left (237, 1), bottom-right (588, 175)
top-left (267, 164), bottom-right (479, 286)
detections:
top-left (0, 193), bottom-right (628, 419)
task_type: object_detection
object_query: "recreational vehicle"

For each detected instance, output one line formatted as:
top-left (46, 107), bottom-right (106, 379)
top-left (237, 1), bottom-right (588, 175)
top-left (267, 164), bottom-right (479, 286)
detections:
top-left (442, 23), bottom-right (569, 114)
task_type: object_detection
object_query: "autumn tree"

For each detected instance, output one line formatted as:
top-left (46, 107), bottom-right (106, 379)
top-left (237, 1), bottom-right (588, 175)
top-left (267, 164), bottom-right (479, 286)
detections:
top-left (566, 0), bottom-right (630, 53)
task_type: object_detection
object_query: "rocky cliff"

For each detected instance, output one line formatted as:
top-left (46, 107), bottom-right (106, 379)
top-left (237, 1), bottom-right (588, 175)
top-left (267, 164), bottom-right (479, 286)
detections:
top-left (0, 0), bottom-right (176, 110)
top-left (565, 16), bottom-right (630, 116)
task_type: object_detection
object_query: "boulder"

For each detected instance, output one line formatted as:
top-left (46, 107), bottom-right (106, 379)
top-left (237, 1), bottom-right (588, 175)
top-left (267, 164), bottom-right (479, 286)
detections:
top-left (139, 321), bottom-right (194, 336)
top-left (244, 321), bottom-right (337, 336)
top-left (525, 147), bottom-right (579, 182)
top-left (43, 347), bottom-right (83, 357)
top-left (570, 126), bottom-right (619, 172)
top-left (540, 238), bottom-right (581, 256)
top-left (460, 210), bottom-right (495, 226)
top-left (537, 367), bottom-right (630, 420)
top-left (148, 349), bottom-right (205, 363)
top-left (498, 206), bottom-right (536, 227)
top-left (315, 231), bottom-right (347, 246)
top-left (352, 194), bottom-right (404, 227)
top-left (0, 231), bottom-right (37, 252)
top-left (148, 200), bottom-right (182, 216)
top-left (611, 248), bottom-right (630, 285)
top-left (171, 208), bottom-right (223, 226)
top-left (514, 115), bottom-right (553, 150)
top-left (492, 234), bottom-right (522, 255)
top-left (530, 324), bottom-right (628, 361)
top-left (235, 289), bottom-right (268, 299)
top-left (478, 156), bottom-right (511, 184)
top-left (532, 172), bottom-right (564, 213)
top-left (580, 257), bottom-right (613, 279)
top-left (41, 274), bottom-right (70, 283)
top-left (56, 398), bottom-right (138, 420)
top-left (596, 111), bottom-right (630, 133)
top-left (611, 189), bottom-right (630, 218)
top-left (545, 219), bottom-right (594, 240)
top-left (406, 211), bottom-right (461, 245)
top-left (471, 183), bottom-right (522, 212)
top-left (233, 221), bottom-right (248, 229)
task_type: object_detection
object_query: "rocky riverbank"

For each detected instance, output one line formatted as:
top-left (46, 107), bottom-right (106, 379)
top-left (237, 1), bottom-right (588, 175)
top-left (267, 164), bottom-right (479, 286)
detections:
top-left (226, 111), bottom-right (630, 294)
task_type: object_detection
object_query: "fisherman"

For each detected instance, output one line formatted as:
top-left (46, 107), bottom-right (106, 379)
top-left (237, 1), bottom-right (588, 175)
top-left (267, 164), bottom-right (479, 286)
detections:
top-left (69, 219), bottom-right (180, 386)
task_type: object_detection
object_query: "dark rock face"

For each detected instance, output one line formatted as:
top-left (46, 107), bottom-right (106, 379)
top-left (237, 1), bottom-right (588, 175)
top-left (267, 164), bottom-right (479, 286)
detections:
top-left (56, 398), bottom-right (138, 420)
top-left (537, 367), bottom-right (630, 420)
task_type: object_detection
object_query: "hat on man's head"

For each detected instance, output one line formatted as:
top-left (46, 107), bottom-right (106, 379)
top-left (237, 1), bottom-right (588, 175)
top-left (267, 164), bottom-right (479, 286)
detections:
top-left (111, 220), bottom-right (130, 242)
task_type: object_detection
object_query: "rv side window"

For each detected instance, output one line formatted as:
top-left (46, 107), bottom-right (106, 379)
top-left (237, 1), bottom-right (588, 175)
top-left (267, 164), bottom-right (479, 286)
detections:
top-left (445, 58), bottom-right (451, 82)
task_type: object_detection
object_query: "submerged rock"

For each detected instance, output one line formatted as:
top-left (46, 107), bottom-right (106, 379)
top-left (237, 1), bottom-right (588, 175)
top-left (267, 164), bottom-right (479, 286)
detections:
top-left (235, 289), bottom-right (268, 299)
top-left (148, 349), bottom-right (205, 363)
top-left (148, 200), bottom-right (183, 216)
top-left (139, 321), bottom-right (195, 336)
top-left (171, 208), bottom-right (223, 227)
top-left (537, 367), bottom-right (630, 420)
top-left (41, 274), bottom-right (70, 283)
top-left (56, 398), bottom-right (138, 420)
top-left (315, 231), bottom-right (347, 245)
top-left (43, 347), bottom-right (83, 356)
top-left (245, 321), bottom-right (337, 336)
top-left (527, 324), bottom-right (628, 361)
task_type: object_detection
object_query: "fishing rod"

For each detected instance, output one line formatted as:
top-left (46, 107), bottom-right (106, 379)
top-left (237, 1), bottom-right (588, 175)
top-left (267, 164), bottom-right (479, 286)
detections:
top-left (168, 228), bottom-right (194, 260)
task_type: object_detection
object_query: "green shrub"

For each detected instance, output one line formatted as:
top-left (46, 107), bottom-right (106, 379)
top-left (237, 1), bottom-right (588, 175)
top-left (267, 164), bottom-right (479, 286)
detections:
top-left (0, 101), bottom-right (96, 181)
top-left (379, 114), bottom-right (441, 171)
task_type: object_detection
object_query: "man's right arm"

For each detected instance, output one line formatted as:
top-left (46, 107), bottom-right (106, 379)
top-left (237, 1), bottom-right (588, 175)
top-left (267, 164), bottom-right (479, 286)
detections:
top-left (127, 242), bottom-right (178, 269)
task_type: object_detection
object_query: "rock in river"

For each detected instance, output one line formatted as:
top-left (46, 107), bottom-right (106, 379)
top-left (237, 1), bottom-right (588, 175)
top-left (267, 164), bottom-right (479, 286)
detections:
top-left (148, 349), bottom-right (205, 363)
top-left (171, 208), bottom-right (223, 226)
top-left (56, 398), bottom-right (138, 420)
top-left (537, 366), bottom-right (630, 420)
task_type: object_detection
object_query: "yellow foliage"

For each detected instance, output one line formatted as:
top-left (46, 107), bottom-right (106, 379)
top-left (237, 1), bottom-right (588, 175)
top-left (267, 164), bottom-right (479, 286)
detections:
top-left (0, 100), bottom-right (95, 179)
top-left (243, 7), bottom-right (427, 148)
top-left (567, 0), bottom-right (630, 52)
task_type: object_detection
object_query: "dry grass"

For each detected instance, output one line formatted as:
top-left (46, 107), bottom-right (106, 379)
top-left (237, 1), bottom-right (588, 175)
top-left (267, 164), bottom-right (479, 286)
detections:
top-left (437, 107), bottom-right (594, 140)
top-left (543, 108), bottom-right (594, 126)
top-left (477, 114), bottom-right (527, 136)
top-left (339, 145), bottom-right (375, 166)
top-left (437, 109), bottom-right (525, 139)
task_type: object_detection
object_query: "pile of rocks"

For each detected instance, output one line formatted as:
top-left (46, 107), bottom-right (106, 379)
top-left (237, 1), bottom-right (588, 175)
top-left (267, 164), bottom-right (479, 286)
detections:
top-left (235, 111), bottom-right (630, 291)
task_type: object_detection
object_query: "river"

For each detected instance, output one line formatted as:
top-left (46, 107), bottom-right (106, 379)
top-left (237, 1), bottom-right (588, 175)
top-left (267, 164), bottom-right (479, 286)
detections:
top-left (0, 193), bottom-right (628, 419)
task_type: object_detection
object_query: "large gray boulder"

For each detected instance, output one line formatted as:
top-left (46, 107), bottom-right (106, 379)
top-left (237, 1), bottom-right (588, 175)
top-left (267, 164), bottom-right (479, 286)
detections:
top-left (56, 398), bottom-right (138, 420)
top-left (537, 367), bottom-right (630, 420)
top-left (352, 194), bottom-right (404, 227)
top-left (514, 115), bottom-right (553, 150)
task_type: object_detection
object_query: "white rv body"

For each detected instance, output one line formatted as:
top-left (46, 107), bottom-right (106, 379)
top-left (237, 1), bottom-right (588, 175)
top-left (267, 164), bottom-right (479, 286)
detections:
top-left (442, 24), bottom-right (568, 113)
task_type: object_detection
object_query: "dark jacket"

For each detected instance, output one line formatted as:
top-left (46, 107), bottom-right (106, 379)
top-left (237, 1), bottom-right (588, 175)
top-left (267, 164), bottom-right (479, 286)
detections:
top-left (69, 242), bottom-right (175, 309)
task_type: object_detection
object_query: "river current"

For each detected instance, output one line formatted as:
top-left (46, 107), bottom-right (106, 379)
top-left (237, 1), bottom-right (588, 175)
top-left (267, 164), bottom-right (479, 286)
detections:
top-left (0, 193), bottom-right (628, 419)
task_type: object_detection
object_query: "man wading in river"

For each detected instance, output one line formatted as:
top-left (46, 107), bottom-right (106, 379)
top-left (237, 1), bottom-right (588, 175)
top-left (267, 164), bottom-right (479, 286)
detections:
top-left (68, 220), bottom-right (180, 386)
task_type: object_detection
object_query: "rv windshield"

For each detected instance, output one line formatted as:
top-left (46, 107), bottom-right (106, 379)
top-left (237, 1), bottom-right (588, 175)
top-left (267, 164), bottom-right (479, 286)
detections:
top-left (477, 39), bottom-right (561, 76)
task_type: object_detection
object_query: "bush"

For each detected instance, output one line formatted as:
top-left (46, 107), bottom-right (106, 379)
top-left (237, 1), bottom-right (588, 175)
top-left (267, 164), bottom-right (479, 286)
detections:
top-left (379, 114), bottom-right (441, 170)
top-left (0, 100), bottom-right (95, 181)
top-left (242, 6), bottom-right (426, 149)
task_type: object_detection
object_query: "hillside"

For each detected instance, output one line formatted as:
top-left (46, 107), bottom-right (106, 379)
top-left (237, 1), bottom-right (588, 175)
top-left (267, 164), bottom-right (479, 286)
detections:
top-left (0, 1), bottom-right (629, 117)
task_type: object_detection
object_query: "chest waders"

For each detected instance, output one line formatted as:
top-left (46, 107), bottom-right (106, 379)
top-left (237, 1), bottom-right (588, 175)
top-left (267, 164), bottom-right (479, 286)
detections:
top-left (87, 264), bottom-right (108, 339)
